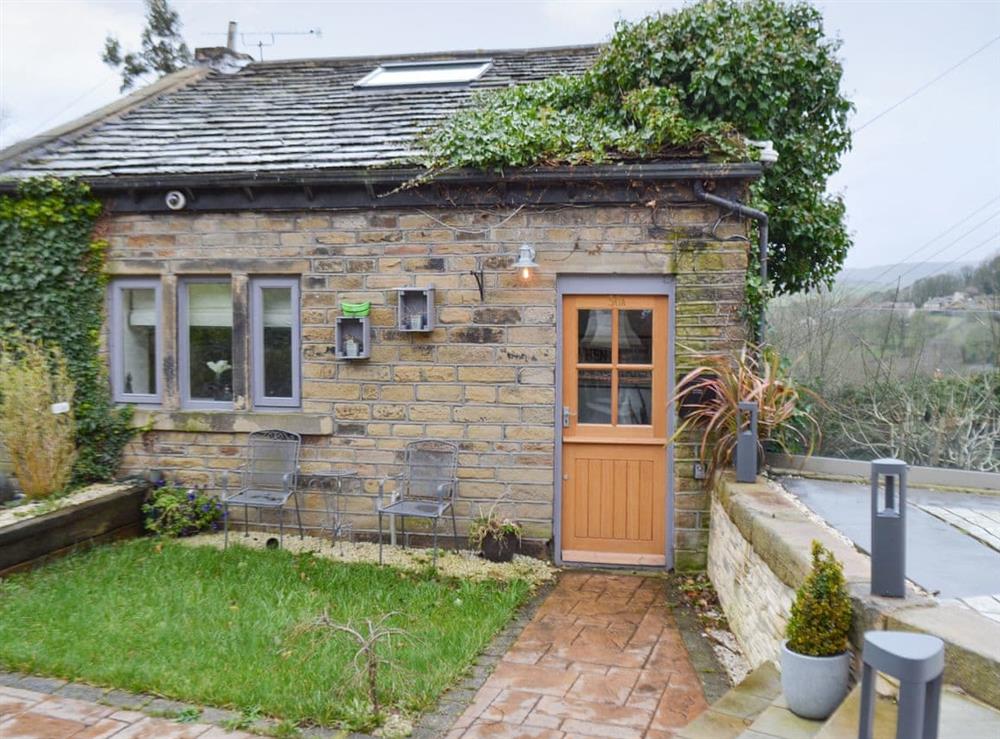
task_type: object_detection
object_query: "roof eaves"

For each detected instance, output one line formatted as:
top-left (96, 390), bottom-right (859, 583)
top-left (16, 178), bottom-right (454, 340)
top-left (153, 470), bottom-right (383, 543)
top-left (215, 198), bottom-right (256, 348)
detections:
top-left (0, 66), bottom-right (212, 175)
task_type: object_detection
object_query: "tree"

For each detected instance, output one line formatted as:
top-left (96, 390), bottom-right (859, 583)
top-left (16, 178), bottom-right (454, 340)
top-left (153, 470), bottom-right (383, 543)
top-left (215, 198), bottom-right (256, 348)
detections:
top-left (102, 0), bottom-right (192, 92)
top-left (422, 0), bottom-right (853, 298)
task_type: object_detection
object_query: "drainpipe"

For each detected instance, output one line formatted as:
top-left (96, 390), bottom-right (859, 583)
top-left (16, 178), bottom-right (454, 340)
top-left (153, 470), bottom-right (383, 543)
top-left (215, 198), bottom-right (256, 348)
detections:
top-left (693, 179), bottom-right (769, 344)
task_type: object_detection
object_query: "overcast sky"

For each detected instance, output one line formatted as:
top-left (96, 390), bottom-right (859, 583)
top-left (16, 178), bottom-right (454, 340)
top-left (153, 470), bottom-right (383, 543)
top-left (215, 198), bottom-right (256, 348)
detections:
top-left (0, 0), bottom-right (998, 272)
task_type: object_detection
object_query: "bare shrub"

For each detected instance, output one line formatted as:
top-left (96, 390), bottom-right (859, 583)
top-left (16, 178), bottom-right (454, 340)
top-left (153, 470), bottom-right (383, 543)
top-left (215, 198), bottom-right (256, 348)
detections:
top-left (0, 337), bottom-right (77, 498)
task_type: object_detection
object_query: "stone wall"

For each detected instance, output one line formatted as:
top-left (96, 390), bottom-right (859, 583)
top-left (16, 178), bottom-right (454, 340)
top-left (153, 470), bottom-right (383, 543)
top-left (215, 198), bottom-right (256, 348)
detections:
top-left (708, 497), bottom-right (795, 668)
top-left (706, 474), bottom-right (1000, 709)
top-left (102, 182), bottom-right (750, 566)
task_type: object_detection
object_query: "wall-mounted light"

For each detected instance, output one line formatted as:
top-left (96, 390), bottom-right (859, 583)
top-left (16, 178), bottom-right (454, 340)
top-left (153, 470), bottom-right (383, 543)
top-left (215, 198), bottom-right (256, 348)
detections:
top-left (469, 244), bottom-right (539, 302)
top-left (514, 244), bottom-right (538, 280)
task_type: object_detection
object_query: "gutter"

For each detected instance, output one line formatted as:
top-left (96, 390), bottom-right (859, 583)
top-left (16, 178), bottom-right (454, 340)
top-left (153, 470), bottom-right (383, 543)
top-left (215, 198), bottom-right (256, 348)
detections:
top-left (0, 161), bottom-right (763, 193)
top-left (693, 179), bottom-right (769, 343)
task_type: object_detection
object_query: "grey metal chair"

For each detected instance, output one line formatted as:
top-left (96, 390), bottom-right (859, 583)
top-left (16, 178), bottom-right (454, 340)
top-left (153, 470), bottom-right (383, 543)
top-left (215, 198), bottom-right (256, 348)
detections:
top-left (378, 440), bottom-right (458, 567)
top-left (222, 429), bottom-right (303, 548)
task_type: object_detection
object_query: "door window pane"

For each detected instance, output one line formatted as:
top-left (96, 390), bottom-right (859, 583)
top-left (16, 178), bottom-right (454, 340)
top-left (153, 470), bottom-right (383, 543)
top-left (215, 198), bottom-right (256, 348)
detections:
top-left (187, 282), bottom-right (233, 402)
top-left (619, 310), bottom-right (653, 364)
top-left (578, 309), bottom-right (612, 363)
top-left (618, 371), bottom-right (652, 425)
top-left (122, 288), bottom-right (157, 396)
top-left (261, 287), bottom-right (293, 398)
top-left (578, 369), bottom-right (612, 424)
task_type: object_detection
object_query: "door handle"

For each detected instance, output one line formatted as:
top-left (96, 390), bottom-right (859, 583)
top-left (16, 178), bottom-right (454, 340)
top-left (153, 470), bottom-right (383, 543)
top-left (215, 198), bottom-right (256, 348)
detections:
top-left (562, 406), bottom-right (576, 428)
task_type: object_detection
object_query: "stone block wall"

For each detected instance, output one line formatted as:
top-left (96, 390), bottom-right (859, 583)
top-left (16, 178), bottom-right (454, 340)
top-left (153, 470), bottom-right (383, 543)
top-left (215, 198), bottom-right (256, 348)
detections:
top-left (102, 181), bottom-right (750, 566)
top-left (708, 497), bottom-right (795, 667)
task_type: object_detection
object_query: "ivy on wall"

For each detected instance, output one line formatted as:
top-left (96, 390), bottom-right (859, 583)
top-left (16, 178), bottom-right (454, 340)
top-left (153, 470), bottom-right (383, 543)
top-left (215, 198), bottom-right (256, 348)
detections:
top-left (0, 178), bottom-right (133, 484)
top-left (421, 0), bottom-right (853, 302)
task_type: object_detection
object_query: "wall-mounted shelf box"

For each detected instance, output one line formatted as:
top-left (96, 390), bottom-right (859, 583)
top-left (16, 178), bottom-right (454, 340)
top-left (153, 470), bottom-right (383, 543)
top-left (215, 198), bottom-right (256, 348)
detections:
top-left (335, 316), bottom-right (371, 360)
top-left (396, 287), bottom-right (435, 332)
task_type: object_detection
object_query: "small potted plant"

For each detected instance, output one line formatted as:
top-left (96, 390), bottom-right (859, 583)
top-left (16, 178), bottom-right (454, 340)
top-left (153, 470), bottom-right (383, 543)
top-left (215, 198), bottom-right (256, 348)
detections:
top-left (469, 506), bottom-right (522, 563)
top-left (781, 541), bottom-right (853, 720)
top-left (143, 483), bottom-right (225, 538)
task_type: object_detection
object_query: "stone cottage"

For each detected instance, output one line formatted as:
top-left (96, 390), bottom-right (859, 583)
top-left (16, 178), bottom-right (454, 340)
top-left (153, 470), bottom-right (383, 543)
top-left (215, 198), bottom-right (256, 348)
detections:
top-left (0, 44), bottom-right (762, 569)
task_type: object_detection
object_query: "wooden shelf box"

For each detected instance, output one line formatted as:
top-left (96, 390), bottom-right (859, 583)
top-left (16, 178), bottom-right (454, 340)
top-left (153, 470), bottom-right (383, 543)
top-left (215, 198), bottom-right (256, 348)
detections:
top-left (396, 287), bottom-right (435, 332)
top-left (335, 316), bottom-right (371, 360)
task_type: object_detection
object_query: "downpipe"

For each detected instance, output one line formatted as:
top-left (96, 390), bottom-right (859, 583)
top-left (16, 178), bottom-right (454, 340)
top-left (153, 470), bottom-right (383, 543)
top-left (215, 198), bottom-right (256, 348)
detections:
top-left (693, 179), bottom-right (769, 343)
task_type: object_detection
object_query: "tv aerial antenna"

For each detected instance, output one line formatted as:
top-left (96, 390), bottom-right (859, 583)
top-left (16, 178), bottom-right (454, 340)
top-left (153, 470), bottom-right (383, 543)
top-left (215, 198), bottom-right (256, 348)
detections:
top-left (203, 23), bottom-right (322, 61)
top-left (241, 29), bottom-right (323, 61)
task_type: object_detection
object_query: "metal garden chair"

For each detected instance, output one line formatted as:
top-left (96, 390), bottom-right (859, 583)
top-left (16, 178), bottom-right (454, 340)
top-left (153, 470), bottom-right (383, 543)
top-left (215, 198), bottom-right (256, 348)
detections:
top-left (222, 429), bottom-right (303, 548)
top-left (378, 439), bottom-right (458, 567)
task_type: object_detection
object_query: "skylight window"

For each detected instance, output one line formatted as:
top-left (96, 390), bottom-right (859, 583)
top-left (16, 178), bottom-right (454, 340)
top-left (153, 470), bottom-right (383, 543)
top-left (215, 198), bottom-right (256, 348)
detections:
top-left (355, 60), bottom-right (492, 88)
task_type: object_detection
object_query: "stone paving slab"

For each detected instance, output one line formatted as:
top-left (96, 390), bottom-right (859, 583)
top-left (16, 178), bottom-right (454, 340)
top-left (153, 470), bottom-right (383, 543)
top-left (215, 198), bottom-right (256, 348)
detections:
top-left (448, 572), bottom-right (709, 738)
top-left (0, 684), bottom-right (256, 739)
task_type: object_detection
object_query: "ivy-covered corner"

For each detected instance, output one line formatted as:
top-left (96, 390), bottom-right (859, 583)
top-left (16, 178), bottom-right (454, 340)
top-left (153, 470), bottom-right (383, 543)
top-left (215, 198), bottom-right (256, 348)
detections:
top-left (419, 0), bottom-right (854, 321)
top-left (0, 177), bottom-right (134, 485)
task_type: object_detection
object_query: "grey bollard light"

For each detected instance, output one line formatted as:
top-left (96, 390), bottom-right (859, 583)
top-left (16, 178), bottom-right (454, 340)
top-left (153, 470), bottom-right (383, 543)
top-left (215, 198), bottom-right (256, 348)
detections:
top-left (871, 458), bottom-right (907, 597)
top-left (735, 401), bottom-right (759, 483)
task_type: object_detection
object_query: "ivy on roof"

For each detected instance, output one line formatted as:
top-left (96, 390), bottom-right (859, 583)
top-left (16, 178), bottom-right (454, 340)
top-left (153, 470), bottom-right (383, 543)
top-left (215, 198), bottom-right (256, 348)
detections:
top-left (421, 0), bottom-right (854, 298)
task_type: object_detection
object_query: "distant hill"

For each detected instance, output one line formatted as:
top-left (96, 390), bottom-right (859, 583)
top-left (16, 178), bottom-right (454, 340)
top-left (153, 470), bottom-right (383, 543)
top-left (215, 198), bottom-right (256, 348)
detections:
top-left (837, 261), bottom-right (976, 289)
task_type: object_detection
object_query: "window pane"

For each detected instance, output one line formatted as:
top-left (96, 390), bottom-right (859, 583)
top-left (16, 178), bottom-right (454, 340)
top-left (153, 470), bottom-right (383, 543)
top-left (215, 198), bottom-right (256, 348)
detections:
top-left (122, 287), bottom-right (156, 395)
top-left (262, 287), bottom-right (293, 398)
top-left (619, 309), bottom-right (653, 364)
top-left (578, 309), bottom-right (612, 364)
top-left (187, 283), bottom-right (233, 402)
top-left (578, 369), bottom-right (611, 424)
top-left (618, 371), bottom-right (652, 425)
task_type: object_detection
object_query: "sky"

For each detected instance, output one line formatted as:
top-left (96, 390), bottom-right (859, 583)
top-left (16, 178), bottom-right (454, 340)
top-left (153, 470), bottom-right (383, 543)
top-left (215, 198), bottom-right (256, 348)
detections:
top-left (0, 0), bottom-right (998, 273)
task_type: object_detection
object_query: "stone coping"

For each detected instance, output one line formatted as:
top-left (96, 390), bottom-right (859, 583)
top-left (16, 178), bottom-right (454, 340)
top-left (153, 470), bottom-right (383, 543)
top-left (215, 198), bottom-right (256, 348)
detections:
top-left (767, 453), bottom-right (1000, 493)
top-left (715, 474), bottom-right (1000, 709)
top-left (132, 409), bottom-right (334, 436)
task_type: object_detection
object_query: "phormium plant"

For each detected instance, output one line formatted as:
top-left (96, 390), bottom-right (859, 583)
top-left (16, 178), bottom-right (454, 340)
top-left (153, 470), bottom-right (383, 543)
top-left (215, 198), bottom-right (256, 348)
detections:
top-left (671, 345), bottom-right (820, 484)
top-left (786, 541), bottom-right (853, 657)
top-left (143, 484), bottom-right (225, 537)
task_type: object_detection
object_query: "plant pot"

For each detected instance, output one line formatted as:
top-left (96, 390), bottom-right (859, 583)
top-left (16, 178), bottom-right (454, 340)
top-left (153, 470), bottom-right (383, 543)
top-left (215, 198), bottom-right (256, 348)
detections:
top-left (780, 640), bottom-right (850, 720)
top-left (479, 532), bottom-right (518, 563)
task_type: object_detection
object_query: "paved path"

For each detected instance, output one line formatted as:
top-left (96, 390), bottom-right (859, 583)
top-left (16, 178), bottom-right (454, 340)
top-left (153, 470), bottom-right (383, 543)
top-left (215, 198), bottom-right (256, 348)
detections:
top-left (0, 684), bottom-right (255, 738)
top-left (448, 572), bottom-right (708, 738)
top-left (781, 476), bottom-right (1000, 599)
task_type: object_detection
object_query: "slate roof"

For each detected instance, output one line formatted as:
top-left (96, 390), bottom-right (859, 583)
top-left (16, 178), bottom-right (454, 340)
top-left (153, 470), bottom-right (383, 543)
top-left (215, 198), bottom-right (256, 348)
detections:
top-left (0, 45), bottom-right (600, 181)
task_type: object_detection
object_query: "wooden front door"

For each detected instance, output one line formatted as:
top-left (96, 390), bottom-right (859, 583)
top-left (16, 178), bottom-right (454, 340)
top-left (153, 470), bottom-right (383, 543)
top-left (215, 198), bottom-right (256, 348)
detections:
top-left (561, 294), bottom-right (669, 566)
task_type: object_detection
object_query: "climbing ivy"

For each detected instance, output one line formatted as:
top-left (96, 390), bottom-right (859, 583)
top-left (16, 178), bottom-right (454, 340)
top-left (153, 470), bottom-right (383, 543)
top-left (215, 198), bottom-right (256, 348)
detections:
top-left (421, 0), bottom-right (853, 299)
top-left (0, 178), bottom-right (133, 484)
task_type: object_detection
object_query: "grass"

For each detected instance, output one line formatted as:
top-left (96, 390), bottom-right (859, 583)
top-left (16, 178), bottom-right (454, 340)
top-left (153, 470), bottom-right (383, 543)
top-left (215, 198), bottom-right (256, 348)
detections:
top-left (0, 539), bottom-right (533, 730)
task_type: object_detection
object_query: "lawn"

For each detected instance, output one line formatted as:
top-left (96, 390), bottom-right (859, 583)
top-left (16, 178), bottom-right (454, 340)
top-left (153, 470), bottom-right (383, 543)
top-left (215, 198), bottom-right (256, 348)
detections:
top-left (0, 539), bottom-right (532, 730)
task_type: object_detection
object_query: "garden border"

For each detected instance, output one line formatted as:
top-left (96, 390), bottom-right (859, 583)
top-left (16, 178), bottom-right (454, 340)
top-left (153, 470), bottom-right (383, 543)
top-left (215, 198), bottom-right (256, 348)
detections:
top-left (0, 481), bottom-right (147, 577)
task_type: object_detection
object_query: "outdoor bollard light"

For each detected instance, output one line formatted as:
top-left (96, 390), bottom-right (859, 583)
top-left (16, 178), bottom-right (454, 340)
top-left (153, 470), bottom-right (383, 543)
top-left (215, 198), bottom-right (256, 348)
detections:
top-left (735, 401), bottom-right (759, 483)
top-left (871, 458), bottom-right (908, 598)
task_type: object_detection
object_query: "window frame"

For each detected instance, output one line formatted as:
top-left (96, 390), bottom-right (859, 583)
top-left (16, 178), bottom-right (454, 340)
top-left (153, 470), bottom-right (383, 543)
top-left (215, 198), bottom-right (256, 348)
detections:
top-left (109, 278), bottom-right (162, 405)
top-left (178, 276), bottom-right (235, 410)
top-left (250, 276), bottom-right (301, 409)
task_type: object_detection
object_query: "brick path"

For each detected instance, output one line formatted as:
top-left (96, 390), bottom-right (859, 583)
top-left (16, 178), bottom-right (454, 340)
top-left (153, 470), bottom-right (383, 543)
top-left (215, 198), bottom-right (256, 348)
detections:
top-left (0, 685), bottom-right (254, 739)
top-left (448, 572), bottom-right (709, 738)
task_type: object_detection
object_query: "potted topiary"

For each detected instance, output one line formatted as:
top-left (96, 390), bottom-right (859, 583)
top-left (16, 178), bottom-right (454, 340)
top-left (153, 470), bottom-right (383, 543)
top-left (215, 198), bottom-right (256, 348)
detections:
top-left (781, 540), bottom-right (853, 720)
top-left (468, 507), bottom-right (522, 563)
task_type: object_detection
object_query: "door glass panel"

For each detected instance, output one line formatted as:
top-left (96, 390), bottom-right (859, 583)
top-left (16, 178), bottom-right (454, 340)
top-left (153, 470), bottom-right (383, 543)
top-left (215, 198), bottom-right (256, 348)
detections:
top-left (619, 309), bottom-right (653, 364)
top-left (261, 287), bottom-right (293, 398)
top-left (618, 371), bottom-right (652, 425)
top-left (122, 287), bottom-right (156, 395)
top-left (578, 309), bottom-right (612, 363)
top-left (578, 369), bottom-right (611, 424)
top-left (187, 282), bottom-right (233, 402)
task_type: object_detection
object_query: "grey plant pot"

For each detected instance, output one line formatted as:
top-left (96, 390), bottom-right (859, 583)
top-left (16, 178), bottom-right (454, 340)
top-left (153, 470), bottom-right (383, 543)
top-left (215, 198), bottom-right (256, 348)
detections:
top-left (780, 640), bottom-right (850, 720)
